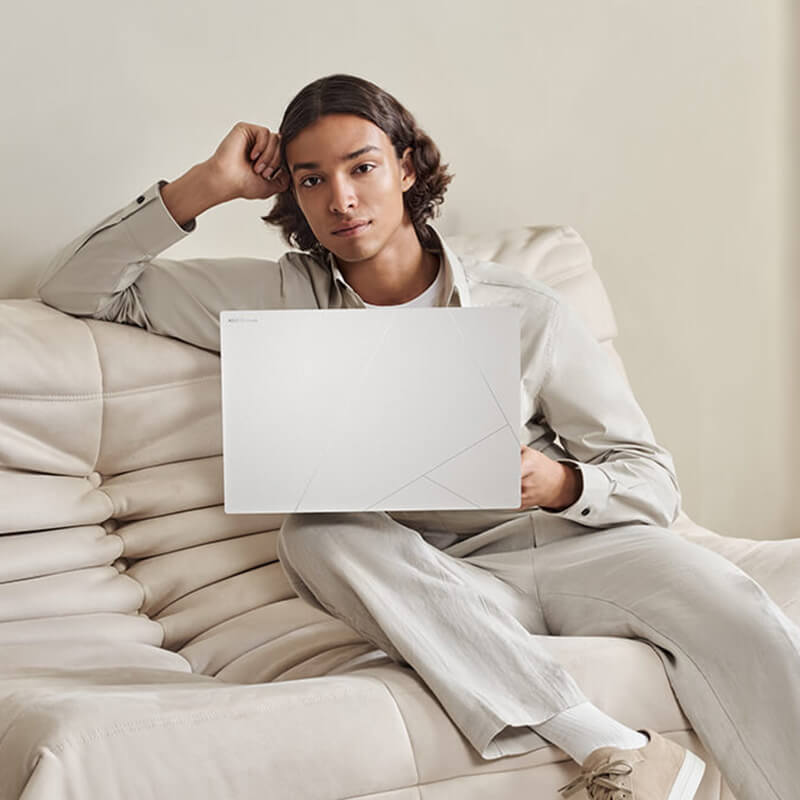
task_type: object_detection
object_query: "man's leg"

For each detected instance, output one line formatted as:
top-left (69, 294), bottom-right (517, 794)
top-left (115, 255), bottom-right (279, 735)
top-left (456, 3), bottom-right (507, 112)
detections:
top-left (531, 523), bottom-right (800, 800)
top-left (277, 510), bottom-right (644, 761)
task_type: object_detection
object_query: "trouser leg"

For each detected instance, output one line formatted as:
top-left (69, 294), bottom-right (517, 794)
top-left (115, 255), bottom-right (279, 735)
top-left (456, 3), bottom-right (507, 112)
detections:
top-left (532, 523), bottom-right (800, 800)
top-left (277, 510), bottom-right (588, 759)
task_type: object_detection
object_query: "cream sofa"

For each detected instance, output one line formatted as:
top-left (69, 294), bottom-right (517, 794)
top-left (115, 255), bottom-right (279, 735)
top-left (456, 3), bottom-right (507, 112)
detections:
top-left (2, 223), bottom-right (796, 800)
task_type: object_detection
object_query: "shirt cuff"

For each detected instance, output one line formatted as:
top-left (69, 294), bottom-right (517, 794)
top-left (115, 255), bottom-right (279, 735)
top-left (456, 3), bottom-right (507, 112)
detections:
top-left (538, 459), bottom-right (612, 524)
top-left (120, 179), bottom-right (196, 257)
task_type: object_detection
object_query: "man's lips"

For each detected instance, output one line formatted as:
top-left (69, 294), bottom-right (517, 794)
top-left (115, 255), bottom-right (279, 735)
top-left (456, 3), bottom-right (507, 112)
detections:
top-left (332, 221), bottom-right (371, 235)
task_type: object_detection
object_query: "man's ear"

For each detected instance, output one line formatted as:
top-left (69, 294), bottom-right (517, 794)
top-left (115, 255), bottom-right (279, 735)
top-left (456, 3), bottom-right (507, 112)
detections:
top-left (400, 146), bottom-right (417, 193)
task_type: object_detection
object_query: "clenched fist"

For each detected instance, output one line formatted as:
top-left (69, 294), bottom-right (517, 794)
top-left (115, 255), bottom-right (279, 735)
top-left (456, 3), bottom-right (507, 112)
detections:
top-left (518, 444), bottom-right (582, 511)
top-left (207, 121), bottom-right (292, 201)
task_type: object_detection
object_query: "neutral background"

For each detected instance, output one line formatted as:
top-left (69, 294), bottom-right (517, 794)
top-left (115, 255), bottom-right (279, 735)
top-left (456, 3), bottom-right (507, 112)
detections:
top-left (1, 1), bottom-right (796, 540)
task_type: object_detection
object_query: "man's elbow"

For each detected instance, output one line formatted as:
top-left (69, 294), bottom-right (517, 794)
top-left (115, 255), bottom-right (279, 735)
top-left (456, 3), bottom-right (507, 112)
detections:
top-left (659, 475), bottom-right (682, 527)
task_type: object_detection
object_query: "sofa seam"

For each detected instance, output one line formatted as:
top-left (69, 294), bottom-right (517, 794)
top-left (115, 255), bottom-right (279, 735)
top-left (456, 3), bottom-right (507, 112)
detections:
top-left (152, 614), bottom-right (168, 649)
top-left (357, 673), bottom-right (422, 794)
top-left (119, 571), bottom-right (148, 615)
top-left (141, 536), bottom-right (281, 617)
top-left (198, 618), bottom-right (361, 677)
top-left (156, 562), bottom-right (284, 622)
top-left (180, 595), bottom-right (310, 649)
top-left (41, 684), bottom-right (368, 753)
top-left (109, 530), bottom-right (125, 563)
top-left (547, 264), bottom-right (593, 286)
top-left (17, 744), bottom-right (59, 799)
top-left (0, 373), bottom-right (220, 401)
top-left (338, 759), bottom-right (571, 800)
top-left (95, 488), bottom-right (115, 523)
top-left (333, 729), bottom-right (697, 800)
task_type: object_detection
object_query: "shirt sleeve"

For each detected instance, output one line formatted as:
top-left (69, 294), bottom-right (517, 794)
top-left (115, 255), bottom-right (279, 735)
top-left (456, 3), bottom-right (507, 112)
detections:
top-left (535, 295), bottom-right (682, 529)
top-left (36, 179), bottom-right (287, 354)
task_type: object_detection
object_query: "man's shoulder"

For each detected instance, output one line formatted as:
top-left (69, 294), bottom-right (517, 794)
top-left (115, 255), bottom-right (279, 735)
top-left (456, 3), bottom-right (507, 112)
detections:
top-left (269, 248), bottom-right (334, 308)
top-left (462, 256), bottom-right (563, 314)
top-left (277, 248), bottom-right (328, 276)
top-left (277, 248), bottom-right (333, 288)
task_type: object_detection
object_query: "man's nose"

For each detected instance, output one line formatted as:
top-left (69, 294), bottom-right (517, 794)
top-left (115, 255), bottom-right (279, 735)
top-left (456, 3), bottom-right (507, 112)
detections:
top-left (328, 176), bottom-right (357, 214)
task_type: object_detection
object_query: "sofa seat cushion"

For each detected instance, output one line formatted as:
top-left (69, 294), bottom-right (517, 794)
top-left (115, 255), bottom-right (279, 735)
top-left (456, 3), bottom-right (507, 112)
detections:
top-left (0, 632), bottom-right (714, 800)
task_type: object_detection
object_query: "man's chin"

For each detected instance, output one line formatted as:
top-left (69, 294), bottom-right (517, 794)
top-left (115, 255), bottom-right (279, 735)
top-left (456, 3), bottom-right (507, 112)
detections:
top-left (325, 236), bottom-right (378, 261)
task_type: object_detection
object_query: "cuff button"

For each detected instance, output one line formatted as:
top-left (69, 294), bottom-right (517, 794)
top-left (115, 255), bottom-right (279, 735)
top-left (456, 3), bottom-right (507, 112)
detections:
top-left (136, 195), bottom-right (145, 203)
top-left (581, 507), bottom-right (590, 516)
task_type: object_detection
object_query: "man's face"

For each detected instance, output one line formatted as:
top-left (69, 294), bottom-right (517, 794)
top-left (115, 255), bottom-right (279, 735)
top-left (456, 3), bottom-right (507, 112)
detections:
top-left (285, 113), bottom-right (416, 262)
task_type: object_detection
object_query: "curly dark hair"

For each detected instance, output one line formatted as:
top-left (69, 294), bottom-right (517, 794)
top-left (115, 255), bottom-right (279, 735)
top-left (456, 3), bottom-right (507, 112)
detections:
top-left (260, 73), bottom-right (455, 262)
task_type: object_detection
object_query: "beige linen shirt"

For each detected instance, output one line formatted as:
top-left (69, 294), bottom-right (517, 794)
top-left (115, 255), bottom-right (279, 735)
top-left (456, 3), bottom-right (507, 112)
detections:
top-left (36, 179), bottom-right (682, 545)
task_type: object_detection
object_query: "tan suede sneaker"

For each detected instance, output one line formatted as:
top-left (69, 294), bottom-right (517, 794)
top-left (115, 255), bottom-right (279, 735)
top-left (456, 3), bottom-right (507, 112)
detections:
top-left (557, 729), bottom-right (706, 800)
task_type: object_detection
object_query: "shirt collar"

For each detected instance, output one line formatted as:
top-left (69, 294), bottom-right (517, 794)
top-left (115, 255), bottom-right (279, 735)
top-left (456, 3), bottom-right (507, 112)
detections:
top-left (325, 222), bottom-right (472, 308)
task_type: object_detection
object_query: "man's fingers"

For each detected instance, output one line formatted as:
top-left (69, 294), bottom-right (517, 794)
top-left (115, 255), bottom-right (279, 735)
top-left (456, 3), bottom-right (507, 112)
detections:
top-left (253, 129), bottom-right (280, 173)
top-left (250, 127), bottom-right (269, 162)
top-left (520, 455), bottom-right (536, 479)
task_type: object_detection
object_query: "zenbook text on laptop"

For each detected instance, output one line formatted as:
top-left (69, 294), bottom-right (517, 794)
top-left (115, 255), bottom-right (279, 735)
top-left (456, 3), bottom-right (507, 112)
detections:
top-left (219, 306), bottom-right (522, 514)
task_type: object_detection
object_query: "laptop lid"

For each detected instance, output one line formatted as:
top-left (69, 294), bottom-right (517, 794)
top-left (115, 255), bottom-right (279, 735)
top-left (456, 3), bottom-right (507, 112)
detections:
top-left (219, 306), bottom-right (521, 513)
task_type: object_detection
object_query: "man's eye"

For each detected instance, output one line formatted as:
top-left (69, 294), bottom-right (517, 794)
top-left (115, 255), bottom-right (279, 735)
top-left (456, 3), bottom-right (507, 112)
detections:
top-left (299, 164), bottom-right (375, 189)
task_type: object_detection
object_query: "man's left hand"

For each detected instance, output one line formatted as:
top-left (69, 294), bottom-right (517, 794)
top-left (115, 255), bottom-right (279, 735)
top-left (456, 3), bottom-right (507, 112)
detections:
top-left (517, 444), bottom-right (582, 511)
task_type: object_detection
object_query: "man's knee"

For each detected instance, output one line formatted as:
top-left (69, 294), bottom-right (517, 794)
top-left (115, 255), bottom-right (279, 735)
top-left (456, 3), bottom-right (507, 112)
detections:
top-left (279, 512), bottom-right (337, 558)
top-left (625, 531), bottom-right (773, 620)
top-left (278, 511), bottom-right (387, 564)
top-left (281, 512), bottom-right (337, 536)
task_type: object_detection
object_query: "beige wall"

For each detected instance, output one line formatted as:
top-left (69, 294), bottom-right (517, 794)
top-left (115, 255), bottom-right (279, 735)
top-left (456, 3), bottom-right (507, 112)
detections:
top-left (788, 0), bottom-right (800, 542)
top-left (1, 0), bottom-right (795, 539)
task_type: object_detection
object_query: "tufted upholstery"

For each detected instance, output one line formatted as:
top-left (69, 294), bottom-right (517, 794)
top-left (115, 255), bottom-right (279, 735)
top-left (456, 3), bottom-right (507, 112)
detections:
top-left (0, 225), bottom-right (794, 799)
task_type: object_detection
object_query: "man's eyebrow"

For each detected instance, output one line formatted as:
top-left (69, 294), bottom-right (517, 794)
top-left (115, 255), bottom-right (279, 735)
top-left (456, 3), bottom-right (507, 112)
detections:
top-left (290, 145), bottom-right (381, 174)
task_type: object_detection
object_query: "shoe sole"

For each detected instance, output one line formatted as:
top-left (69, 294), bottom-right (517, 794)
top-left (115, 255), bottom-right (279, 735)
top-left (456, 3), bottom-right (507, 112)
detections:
top-left (667, 749), bottom-right (706, 800)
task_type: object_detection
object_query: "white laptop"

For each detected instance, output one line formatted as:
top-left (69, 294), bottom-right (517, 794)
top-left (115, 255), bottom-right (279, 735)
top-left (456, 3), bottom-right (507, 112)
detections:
top-left (219, 306), bottom-right (522, 514)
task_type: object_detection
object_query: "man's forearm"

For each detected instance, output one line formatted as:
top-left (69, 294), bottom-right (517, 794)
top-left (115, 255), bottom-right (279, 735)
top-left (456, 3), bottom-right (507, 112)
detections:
top-left (160, 161), bottom-right (234, 228)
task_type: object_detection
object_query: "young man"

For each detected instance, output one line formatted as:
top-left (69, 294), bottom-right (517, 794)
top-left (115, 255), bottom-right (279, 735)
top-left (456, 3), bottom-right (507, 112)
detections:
top-left (37, 74), bottom-right (800, 800)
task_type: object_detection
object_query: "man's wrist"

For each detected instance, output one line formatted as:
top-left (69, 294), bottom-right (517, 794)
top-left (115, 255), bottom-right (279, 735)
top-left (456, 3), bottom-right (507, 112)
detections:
top-left (160, 161), bottom-right (234, 228)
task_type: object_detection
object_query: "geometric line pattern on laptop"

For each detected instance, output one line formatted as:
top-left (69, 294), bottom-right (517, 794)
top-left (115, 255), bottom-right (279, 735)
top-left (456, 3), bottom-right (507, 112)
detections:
top-left (365, 421), bottom-right (512, 509)
top-left (444, 307), bottom-right (520, 447)
top-left (421, 424), bottom-right (520, 508)
top-left (421, 475), bottom-right (480, 508)
top-left (360, 310), bottom-right (520, 510)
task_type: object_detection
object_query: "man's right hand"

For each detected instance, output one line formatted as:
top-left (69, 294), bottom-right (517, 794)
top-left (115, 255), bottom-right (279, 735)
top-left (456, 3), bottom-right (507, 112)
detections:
top-left (207, 121), bottom-right (292, 201)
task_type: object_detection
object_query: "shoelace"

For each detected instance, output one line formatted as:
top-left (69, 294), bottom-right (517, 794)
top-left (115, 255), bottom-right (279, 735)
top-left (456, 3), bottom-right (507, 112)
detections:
top-left (558, 757), bottom-right (635, 799)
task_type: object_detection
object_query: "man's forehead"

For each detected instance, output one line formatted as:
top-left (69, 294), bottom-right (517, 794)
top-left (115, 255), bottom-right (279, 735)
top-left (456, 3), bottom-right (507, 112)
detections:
top-left (287, 117), bottom-right (391, 171)
top-left (288, 141), bottom-right (389, 173)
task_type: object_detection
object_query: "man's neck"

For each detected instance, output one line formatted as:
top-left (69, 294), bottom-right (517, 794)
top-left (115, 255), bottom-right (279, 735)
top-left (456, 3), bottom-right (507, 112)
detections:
top-left (334, 224), bottom-right (441, 306)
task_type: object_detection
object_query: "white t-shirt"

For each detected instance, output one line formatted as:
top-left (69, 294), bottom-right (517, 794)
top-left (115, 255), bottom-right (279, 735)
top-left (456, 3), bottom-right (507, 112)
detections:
top-left (361, 253), bottom-right (444, 308)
